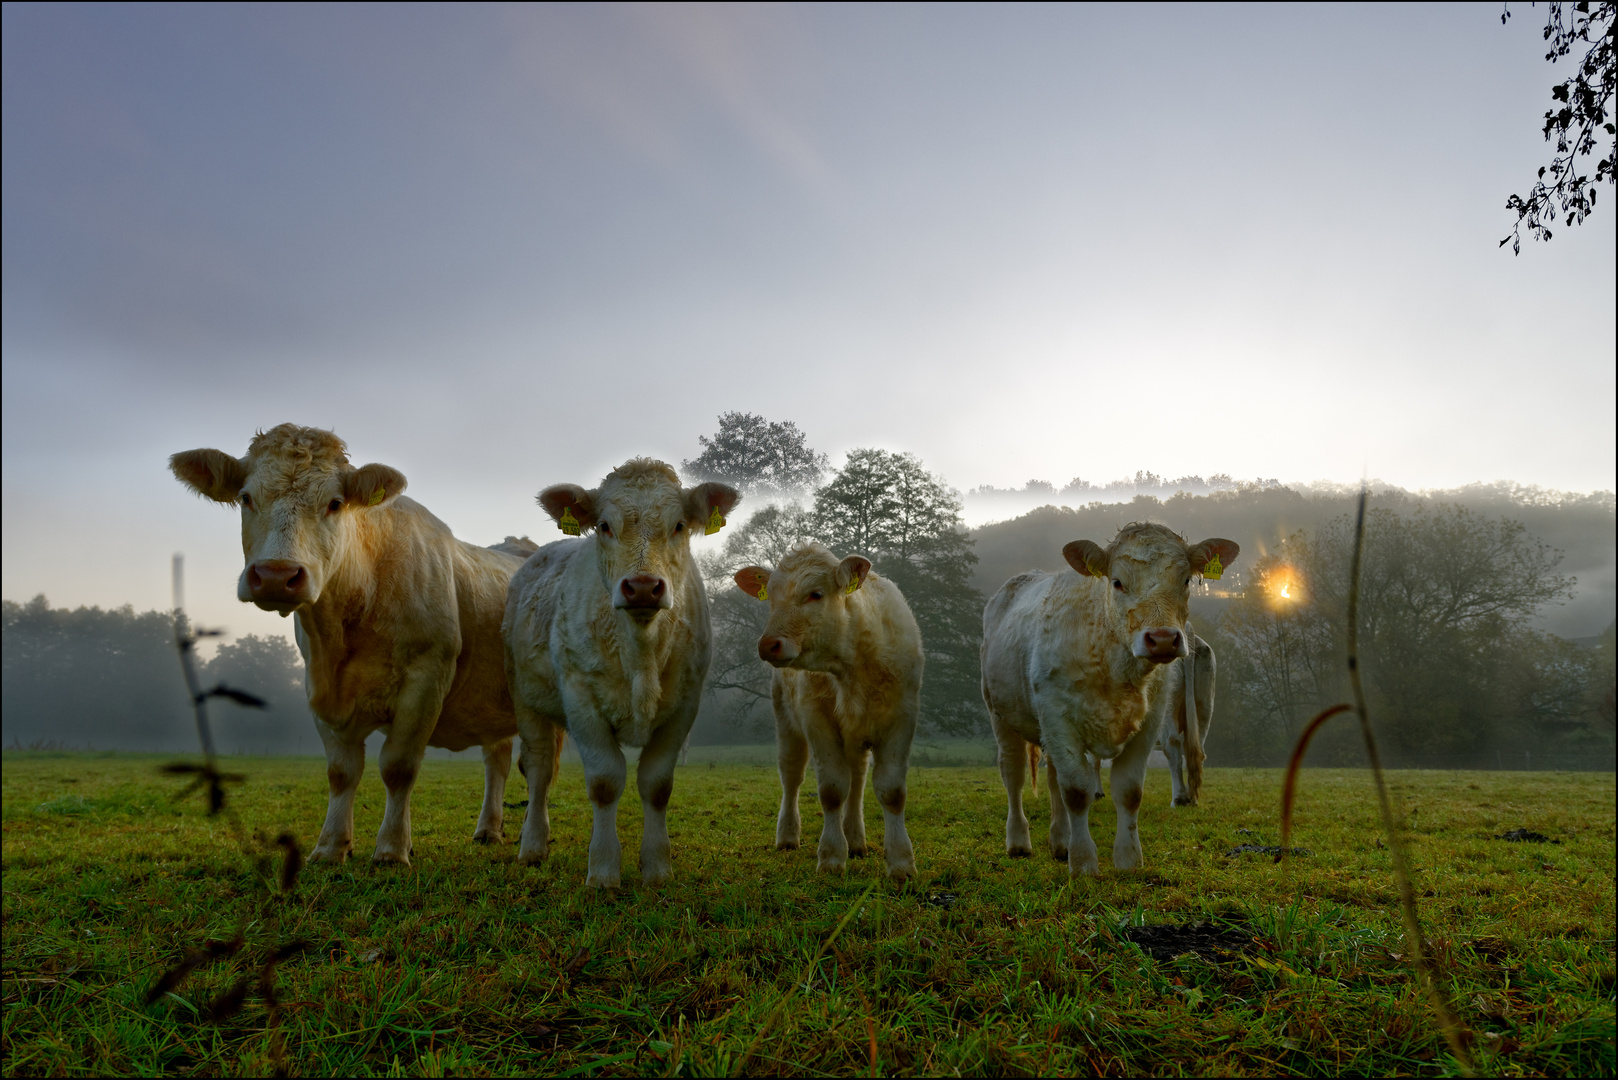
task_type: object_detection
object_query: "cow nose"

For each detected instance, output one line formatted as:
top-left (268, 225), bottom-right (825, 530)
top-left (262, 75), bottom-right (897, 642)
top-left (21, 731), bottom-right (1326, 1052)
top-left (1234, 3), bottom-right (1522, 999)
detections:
top-left (618, 574), bottom-right (666, 608)
top-left (248, 560), bottom-right (308, 603)
top-left (1143, 628), bottom-right (1182, 660)
top-left (758, 636), bottom-right (801, 664)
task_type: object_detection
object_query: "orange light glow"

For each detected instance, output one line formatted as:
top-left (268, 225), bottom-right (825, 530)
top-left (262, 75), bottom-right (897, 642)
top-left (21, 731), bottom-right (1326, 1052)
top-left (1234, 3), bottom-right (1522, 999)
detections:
top-left (1279, 582), bottom-right (1291, 598)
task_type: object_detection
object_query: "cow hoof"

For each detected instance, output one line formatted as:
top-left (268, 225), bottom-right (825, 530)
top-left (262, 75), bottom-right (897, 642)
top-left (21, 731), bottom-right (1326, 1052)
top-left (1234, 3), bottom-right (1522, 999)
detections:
top-left (1050, 845), bottom-right (1070, 863)
top-left (775, 839), bottom-right (800, 851)
top-left (517, 844), bottom-right (549, 866)
top-left (1006, 844), bottom-right (1032, 858)
top-left (847, 843), bottom-right (868, 858)
top-left (473, 830), bottom-right (506, 845)
top-left (372, 851), bottom-right (411, 866)
top-left (641, 868), bottom-right (673, 887)
top-left (1172, 796), bottom-right (1197, 807)
top-left (887, 862), bottom-right (916, 883)
top-left (585, 873), bottom-right (622, 890)
top-left (816, 857), bottom-right (847, 875)
top-left (308, 845), bottom-right (351, 864)
top-left (1071, 858), bottom-right (1101, 877)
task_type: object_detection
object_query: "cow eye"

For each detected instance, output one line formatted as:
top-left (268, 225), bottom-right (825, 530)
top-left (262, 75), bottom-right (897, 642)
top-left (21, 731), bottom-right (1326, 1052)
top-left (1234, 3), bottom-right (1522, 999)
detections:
top-left (807, 591), bottom-right (823, 601)
top-left (673, 521), bottom-right (685, 534)
top-left (327, 498), bottom-right (344, 514)
top-left (1112, 579), bottom-right (1124, 591)
top-left (240, 493), bottom-right (253, 510)
top-left (598, 522), bottom-right (612, 537)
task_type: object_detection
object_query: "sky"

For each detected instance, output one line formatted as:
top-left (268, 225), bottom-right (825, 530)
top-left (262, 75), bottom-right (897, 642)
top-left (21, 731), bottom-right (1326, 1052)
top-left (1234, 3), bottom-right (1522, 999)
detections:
top-left (3, 2), bottom-right (1614, 644)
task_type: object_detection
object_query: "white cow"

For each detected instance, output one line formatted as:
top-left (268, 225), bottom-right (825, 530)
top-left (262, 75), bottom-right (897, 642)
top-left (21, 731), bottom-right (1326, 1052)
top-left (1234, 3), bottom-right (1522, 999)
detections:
top-left (170, 423), bottom-right (530, 863)
top-left (981, 522), bottom-right (1238, 875)
top-left (734, 544), bottom-right (923, 881)
top-left (1158, 630), bottom-right (1216, 806)
top-left (503, 458), bottom-right (738, 888)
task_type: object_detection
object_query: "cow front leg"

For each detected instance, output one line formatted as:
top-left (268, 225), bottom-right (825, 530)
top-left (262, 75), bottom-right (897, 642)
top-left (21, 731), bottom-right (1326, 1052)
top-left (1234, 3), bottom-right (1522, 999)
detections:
top-left (311, 719), bottom-right (362, 863)
top-left (992, 713), bottom-right (1033, 857)
top-left (1048, 748), bottom-right (1100, 875)
top-left (872, 727), bottom-right (916, 882)
top-left (1110, 724), bottom-right (1154, 870)
top-left (473, 737), bottom-right (513, 843)
top-left (1164, 731), bottom-right (1190, 806)
top-left (636, 713), bottom-right (691, 887)
top-left (775, 716), bottom-right (809, 851)
top-left (1046, 756), bottom-right (1071, 862)
top-left (577, 741), bottom-right (627, 889)
top-left (515, 711), bottom-right (562, 865)
top-left (843, 748), bottom-right (870, 857)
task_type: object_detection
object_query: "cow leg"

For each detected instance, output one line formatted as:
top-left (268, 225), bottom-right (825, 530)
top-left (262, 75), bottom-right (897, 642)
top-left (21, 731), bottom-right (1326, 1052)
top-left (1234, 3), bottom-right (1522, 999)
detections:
top-left (1110, 722), bottom-right (1154, 870)
top-left (843, 748), bottom-right (870, 857)
top-left (473, 737), bottom-right (513, 843)
top-left (1048, 747), bottom-right (1100, 875)
top-left (872, 725), bottom-right (916, 882)
top-left (992, 712), bottom-right (1033, 857)
top-left (803, 718), bottom-right (852, 874)
top-left (636, 712), bottom-right (691, 887)
top-left (311, 718), bottom-right (363, 863)
top-left (515, 711), bottom-right (561, 865)
top-left (1164, 733), bottom-right (1189, 806)
top-left (1046, 756), bottom-right (1070, 862)
top-left (775, 711), bottom-right (809, 851)
top-left (576, 736), bottom-right (628, 889)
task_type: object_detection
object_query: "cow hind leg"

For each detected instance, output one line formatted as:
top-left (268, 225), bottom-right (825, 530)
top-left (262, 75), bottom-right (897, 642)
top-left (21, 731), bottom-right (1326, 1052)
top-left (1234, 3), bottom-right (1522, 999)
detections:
top-left (515, 715), bottom-right (561, 866)
top-left (872, 729), bottom-right (916, 882)
top-left (843, 748), bottom-right (870, 857)
top-left (1165, 733), bottom-right (1191, 806)
top-left (311, 720), bottom-right (362, 864)
top-left (473, 737), bottom-right (513, 843)
top-left (1110, 724), bottom-right (1154, 871)
top-left (375, 732), bottom-right (428, 865)
top-left (580, 745), bottom-right (628, 889)
top-left (775, 721), bottom-right (809, 851)
top-left (1047, 757), bottom-right (1073, 863)
top-left (992, 714), bottom-right (1033, 857)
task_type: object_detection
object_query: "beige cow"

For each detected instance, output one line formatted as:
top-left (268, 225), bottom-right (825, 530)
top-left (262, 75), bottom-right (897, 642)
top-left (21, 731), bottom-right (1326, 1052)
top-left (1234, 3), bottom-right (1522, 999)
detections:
top-left (503, 459), bottom-right (738, 888)
top-left (1159, 630), bottom-right (1216, 806)
top-left (981, 522), bottom-right (1238, 875)
top-left (734, 544), bottom-right (923, 881)
top-left (169, 423), bottom-right (531, 864)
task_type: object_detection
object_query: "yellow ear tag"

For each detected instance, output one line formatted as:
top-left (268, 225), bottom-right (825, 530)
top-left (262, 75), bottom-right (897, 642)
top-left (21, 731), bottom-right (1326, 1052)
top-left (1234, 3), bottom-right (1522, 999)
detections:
top-left (845, 577), bottom-right (860, 595)
top-left (558, 506), bottom-right (581, 536)
top-left (705, 505), bottom-right (725, 535)
top-left (756, 583), bottom-right (768, 601)
top-left (368, 487), bottom-right (385, 507)
top-left (1203, 554), bottom-right (1223, 580)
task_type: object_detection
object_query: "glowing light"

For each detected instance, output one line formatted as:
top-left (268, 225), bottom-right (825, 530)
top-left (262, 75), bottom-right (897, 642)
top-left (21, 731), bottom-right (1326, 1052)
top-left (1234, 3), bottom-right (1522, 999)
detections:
top-left (1279, 583), bottom-right (1291, 598)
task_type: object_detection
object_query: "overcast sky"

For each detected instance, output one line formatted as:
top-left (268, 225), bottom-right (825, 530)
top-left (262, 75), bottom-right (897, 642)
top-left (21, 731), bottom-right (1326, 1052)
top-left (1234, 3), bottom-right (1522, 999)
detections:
top-left (3, 2), bottom-right (1614, 642)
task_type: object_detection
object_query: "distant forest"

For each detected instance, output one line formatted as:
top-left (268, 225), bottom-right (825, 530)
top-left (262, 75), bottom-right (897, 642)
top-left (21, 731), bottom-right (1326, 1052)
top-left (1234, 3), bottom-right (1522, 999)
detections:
top-left (3, 482), bottom-right (1613, 768)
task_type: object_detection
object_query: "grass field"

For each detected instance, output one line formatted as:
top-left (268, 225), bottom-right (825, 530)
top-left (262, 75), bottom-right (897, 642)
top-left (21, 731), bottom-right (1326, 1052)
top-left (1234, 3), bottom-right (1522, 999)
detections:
top-left (2, 752), bottom-right (1613, 1077)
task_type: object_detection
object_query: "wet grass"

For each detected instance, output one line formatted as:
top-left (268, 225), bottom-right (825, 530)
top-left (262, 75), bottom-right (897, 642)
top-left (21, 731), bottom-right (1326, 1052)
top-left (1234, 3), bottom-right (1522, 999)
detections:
top-left (2, 753), bottom-right (1613, 1076)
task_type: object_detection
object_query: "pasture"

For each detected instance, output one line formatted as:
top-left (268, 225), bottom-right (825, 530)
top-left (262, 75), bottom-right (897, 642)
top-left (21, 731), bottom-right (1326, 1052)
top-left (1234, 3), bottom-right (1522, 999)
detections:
top-left (2, 752), bottom-right (1613, 1077)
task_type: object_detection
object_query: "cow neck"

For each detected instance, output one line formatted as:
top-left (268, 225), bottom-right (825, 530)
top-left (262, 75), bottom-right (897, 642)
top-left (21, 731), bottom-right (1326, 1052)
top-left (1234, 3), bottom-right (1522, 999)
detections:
top-left (602, 581), bottom-right (692, 735)
top-left (294, 506), bottom-right (392, 665)
top-left (818, 590), bottom-right (870, 684)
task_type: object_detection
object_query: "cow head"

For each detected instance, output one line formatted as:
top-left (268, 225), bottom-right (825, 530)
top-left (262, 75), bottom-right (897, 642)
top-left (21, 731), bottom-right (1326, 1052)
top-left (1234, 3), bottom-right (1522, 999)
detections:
top-left (169, 424), bottom-right (406, 615)
top-left (1062, 523), bottom-right (1238, 663)
top-left (539, 459), bottom-right (739, 626)
top-left (735, 543), bottom-right (872, 670)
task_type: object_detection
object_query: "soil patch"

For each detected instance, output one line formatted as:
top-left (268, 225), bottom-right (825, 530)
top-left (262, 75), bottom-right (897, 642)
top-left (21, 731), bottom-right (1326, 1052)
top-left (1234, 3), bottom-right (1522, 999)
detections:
top-left (1120, 923), bottom-right (1255, 962)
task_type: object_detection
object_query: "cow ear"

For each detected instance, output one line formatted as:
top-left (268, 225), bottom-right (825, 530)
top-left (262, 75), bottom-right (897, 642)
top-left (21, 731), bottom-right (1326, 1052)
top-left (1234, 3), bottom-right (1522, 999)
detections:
top-left (734, 566), bottom-right (772, 600)
top-left (686, 482), bottom-right (741, 536)
top-left (1062, 540), bottom-right (1109, 578)
top-left (170, 449), bottom-right (248, 504)
top-left (344, 463), bottom-right (407, 508)
top-left (1189, 538), bottom-right (1240, 578)
top-left (538, 484), bottom-right (596, 534)
top-left (837, 555), bottom-right (872, 595)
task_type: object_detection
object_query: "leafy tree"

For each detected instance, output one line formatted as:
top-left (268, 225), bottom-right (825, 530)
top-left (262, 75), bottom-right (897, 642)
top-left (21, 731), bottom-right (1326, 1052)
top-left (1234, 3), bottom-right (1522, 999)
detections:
top-left (1501, 1), bottom-right (1616, 252)
top-left (814, 450), bottom-right (985, 735)
top-left (681, 412), bottom-right (830, 499)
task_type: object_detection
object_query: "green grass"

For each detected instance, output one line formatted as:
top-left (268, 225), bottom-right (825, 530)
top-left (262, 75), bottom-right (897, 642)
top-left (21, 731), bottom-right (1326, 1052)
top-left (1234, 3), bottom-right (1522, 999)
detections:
top-left (3, 752), bottom-right (1613, 1077)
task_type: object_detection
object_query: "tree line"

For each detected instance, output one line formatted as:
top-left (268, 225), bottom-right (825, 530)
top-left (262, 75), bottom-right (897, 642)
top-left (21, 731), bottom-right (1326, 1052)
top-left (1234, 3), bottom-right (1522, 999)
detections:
top-left (4, 411), bottom-right (1613, 766)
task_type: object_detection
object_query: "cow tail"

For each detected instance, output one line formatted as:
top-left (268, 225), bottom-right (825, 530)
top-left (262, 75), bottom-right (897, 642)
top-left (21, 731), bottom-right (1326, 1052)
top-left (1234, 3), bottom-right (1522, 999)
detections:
top-left (552, 727), bottom-right (566, 785)
top-left (1028, 744), bottom-right (1040, 795)
top-left (1183, 650), bottom-right (1204, 804)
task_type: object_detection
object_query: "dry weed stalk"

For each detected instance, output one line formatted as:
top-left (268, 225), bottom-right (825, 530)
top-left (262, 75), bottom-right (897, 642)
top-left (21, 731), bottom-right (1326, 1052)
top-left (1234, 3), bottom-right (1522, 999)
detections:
top-left (1276, 490), bottom-right (1476, 1075)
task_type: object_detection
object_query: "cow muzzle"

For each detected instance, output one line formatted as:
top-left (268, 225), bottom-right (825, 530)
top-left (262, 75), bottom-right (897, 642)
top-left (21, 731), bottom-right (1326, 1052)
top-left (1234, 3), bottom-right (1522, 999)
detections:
top-left (247, 560), bottom-right (310, 610)
top-left (758, 635), bottom-right (801, 666)
top-left (615, 574), bottom-right (669, 622)
top-left (1135, 627), bottom-right (1186, 663)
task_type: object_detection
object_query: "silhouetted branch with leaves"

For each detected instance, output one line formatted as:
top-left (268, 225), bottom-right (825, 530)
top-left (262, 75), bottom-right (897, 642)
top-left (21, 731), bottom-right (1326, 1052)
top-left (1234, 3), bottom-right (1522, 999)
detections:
top-left (1501, 1), bottom-right (1616, 252)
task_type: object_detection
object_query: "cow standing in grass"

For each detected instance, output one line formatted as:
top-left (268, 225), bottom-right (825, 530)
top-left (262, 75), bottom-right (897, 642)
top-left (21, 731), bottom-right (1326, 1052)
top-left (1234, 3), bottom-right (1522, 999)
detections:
top-left (1159, 630), bottom-right (1216, 806)
top-left (170, 424), bottom-right (534, 864)
top-left (734, 544), bottom-right (923, 881)
top-left (503, 459), bottom-right (738, 888)
top-left (981, 523), bottom-right (1238, 875)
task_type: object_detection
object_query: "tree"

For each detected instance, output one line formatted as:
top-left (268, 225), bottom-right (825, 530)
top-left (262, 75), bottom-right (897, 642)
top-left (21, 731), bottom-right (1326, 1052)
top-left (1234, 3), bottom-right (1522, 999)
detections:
top-left (1501, 1), bottom-right (1616, 252)
top-left (681, 412), bottom-right (830, 499)
top-left (814, 450), bottom-right (986, 735)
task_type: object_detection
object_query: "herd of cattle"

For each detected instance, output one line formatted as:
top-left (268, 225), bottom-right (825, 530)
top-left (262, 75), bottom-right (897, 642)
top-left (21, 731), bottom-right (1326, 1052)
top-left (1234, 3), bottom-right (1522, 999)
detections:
top-left (170, 424), bottom-right (1239, 887)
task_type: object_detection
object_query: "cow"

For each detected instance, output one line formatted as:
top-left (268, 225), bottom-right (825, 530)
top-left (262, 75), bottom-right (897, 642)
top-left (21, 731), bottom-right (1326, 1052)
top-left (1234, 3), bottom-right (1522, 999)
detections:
top-left (980, 522), bottom-right (1238, 875)
top-left (734, 544), bottom-right (923, 881)
top-left (1159, 629), bottom-right (1216, 806)
top-left (502, 458), bottom-right (738, 889)
top-left (169, 423), bottom-right (532, 864)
